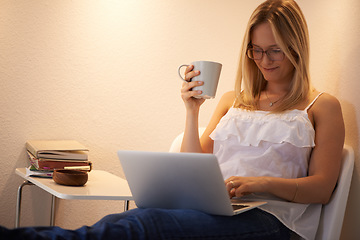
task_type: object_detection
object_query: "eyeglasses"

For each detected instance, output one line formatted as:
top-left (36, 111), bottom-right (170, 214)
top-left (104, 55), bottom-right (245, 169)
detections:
top-left (246, 47), bottom-right (285, 61)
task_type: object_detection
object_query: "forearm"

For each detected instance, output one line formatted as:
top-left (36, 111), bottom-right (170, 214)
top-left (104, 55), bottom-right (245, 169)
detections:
top-left (180, 109), bottom-right (203, 153)
top-left (265, 176), bottom-right (334, 204)
top-left (229, 175), bottom-right (335, 204)
top-left (179, 91), bottom-right (235, 153)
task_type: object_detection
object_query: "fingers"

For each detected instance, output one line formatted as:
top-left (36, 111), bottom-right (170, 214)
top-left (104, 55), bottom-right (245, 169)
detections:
top-left (181, 65), bottom-right (203, 99)
top-left (226, 180), bottom-right (235, 192)
top-left (181, 81), bottom-right (203, 95)
top-left (225, 179), bottom-right (238, 198)
top-left (184, 65), bottom-right (200, 82)
top-left (180, 64), bottom-right (205, 107)
top-left (225, 182), bottom-right (234, 198)
top-left (225, 177), bottom-right (253, 198)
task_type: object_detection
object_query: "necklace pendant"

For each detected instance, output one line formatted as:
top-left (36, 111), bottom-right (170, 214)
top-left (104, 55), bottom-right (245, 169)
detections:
top-left (269, 102), bottom-right (273, 107)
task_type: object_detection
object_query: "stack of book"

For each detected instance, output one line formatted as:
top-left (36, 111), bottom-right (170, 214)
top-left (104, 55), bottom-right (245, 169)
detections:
top-left (25, 140), bottom-right (92, 177)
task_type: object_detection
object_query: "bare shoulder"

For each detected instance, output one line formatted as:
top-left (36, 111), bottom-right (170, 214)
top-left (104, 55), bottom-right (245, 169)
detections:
top-left (207, 91), bottom-right (235, 128)
top-left (310, 92), bottom-right (344, 134)
top-left (312, 92), bottom-right (342, 115)
top-left (218, 91), bottom-right (236, 109)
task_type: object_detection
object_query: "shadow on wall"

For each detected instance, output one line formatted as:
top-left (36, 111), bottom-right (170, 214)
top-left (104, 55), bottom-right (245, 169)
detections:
top-left (341, 100), bottom-right (359, 157)
top-left (339, 100), bottom-right (359, 239)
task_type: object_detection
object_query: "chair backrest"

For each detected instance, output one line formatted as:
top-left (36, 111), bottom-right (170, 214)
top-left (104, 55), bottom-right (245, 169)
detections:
top-left (315, 145), bottom-right (354, 240)
top-left (169, 132), bottom-right (354, 240)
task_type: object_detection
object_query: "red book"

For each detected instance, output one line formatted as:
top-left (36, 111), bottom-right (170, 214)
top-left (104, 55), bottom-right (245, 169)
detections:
top-left (27, 151), bottom-right (92, 171)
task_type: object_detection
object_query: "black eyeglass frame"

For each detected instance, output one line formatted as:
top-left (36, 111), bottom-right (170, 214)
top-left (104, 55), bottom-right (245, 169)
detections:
top-left (246, 47), bottom-right (285, 61)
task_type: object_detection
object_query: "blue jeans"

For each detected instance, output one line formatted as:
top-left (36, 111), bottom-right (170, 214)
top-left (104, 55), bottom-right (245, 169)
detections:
top-left (1, 208), bottom-right (290, 240)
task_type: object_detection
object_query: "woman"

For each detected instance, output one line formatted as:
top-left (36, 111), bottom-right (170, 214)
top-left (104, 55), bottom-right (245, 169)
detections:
top-left (1, 0), bottom-right (344, 239)
top-left (181, 0), bottom-right (344, 239)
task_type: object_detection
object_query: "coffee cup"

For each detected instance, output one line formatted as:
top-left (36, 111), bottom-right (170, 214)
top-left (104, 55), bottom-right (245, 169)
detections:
top-left (178, 61), bottom-right (222, 99)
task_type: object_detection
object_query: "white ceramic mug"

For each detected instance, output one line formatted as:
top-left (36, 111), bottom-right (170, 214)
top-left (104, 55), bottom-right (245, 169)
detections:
top-left (178, 61), bottom-right (222, 99)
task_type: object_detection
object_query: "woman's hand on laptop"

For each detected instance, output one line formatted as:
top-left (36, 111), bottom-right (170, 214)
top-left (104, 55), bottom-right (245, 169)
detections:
top-left (225, 176), bottom-right (268, 198)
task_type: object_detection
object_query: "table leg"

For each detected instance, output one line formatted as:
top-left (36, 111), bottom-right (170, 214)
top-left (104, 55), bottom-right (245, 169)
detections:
top-left (124, 200), bottom-right (130, 211)
top-left (15, 180), bottom-right (34, 228)
top-left (50, 195), bottom-right (56, 226)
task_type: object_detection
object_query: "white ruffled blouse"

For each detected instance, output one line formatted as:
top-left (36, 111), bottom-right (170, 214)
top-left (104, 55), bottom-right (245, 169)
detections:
top-left (209, 93), bottom-right (323, 240)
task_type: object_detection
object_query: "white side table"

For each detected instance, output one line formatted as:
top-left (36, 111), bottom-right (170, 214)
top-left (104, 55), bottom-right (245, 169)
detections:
top-left (15, 168), bottom-right (133, 227)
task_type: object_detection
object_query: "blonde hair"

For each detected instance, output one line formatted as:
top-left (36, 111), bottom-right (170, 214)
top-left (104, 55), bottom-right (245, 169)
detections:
top-left (234, 0), bottom-right (311, 112)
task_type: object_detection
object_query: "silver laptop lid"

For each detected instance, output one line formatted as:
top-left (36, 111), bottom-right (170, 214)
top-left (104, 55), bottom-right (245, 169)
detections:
top-left (118, 150), bottom-right (236, 216)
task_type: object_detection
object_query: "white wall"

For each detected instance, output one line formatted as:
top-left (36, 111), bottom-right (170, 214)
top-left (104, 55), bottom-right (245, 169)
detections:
top-left (0, 0), bottom-right (359, 239)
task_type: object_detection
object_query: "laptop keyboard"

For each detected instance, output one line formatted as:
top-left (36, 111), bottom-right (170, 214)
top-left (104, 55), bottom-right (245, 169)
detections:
top-left (232, 204), bottom-right (249, 211)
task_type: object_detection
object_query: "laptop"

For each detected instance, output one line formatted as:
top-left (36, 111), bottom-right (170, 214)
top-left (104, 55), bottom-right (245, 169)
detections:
top-left (117, 150), bottom-right (267, 216)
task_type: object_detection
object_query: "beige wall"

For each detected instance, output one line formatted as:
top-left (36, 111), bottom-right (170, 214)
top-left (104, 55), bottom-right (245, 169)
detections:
top-left (0, 0), bottom-right (359, 239)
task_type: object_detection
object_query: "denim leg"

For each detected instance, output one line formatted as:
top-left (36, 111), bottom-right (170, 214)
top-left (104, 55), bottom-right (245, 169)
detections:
top-left (90, 208), bottom-right (290, 240)
top-left (0, 208), bottom-right (290, 240)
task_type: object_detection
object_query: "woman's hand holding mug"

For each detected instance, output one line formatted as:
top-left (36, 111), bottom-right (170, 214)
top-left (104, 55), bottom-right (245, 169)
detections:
top-left (178, 61), bottom-right (222, 110)
top-left (180, 65), bottom-right (206, 110)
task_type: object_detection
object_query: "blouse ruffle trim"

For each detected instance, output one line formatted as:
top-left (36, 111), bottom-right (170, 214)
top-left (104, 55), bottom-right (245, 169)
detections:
top-left (210, 108), bottom-right (315, 148)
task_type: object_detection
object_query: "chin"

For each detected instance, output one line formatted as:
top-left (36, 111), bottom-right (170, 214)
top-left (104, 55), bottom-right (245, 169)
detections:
top-left (262, 74), bottom-right (278, 82)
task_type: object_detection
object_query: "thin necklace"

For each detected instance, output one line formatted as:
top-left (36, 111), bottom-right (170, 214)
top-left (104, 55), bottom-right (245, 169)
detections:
top-left (265, 91), bottom-right (282, 107)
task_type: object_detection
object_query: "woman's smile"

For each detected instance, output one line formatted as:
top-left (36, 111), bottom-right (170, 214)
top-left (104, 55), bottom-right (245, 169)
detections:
top-left (261, 66), bottom-right (279, 72)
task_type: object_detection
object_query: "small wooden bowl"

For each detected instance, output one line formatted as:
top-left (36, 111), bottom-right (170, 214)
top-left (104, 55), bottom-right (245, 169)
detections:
top-left (53, 169), bottom-right (88, 186)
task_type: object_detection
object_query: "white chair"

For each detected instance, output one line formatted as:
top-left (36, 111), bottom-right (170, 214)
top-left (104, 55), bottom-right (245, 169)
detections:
top-left (315, 144), bottom-right (354, 240)
top-left (169, 131), bottom-right (354, 240)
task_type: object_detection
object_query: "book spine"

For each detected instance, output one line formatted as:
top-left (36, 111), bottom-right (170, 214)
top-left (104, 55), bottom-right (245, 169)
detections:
top-left (37, 161), bottom-right (92, 171)
top-left (37, 152), bottom-right (88, 161)
top-left (26, 142), bottom-right (39, 158)
top-left (27, 151), bottom-right (92, 171)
